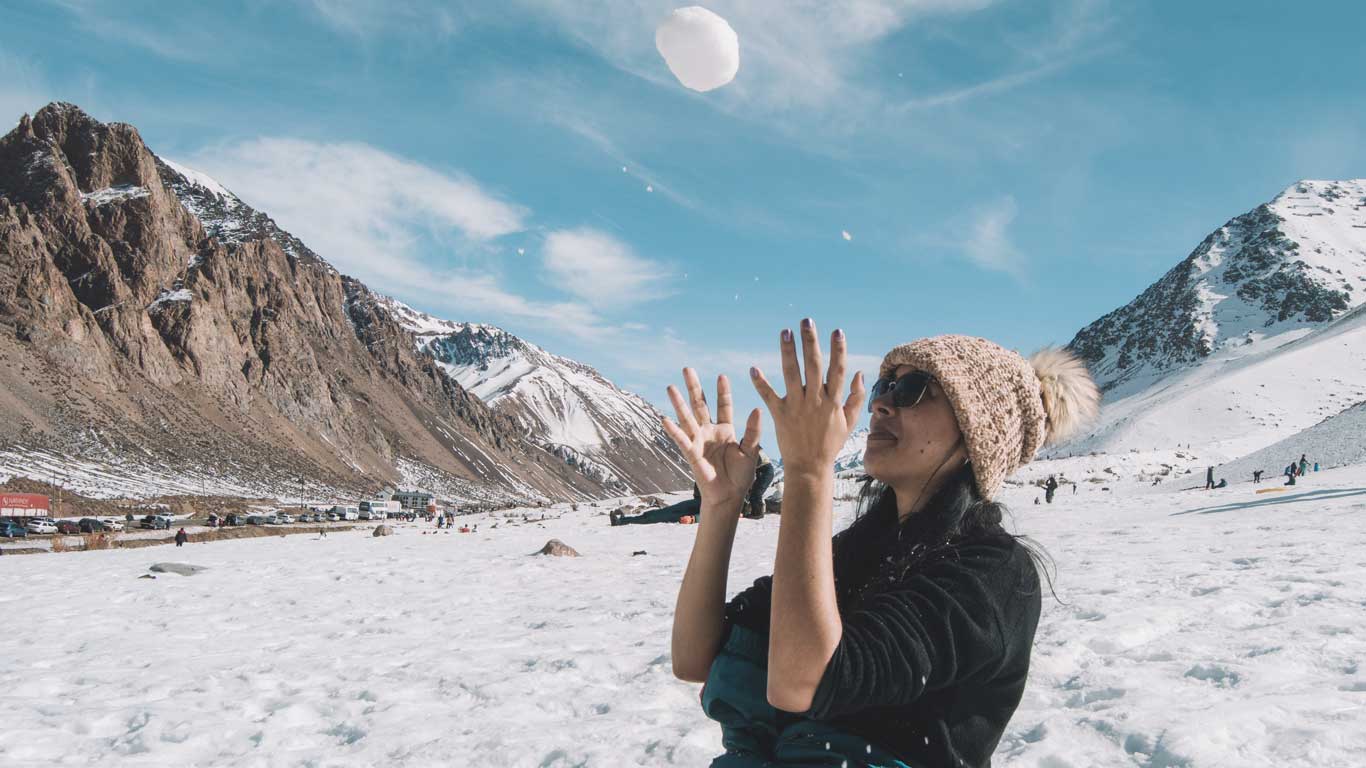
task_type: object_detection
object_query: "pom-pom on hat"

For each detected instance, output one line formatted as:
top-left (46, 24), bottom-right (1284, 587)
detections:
top-left (878, 335), bottom-right (1100, 500)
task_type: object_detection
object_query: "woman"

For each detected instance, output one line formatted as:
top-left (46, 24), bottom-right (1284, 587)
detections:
top-left (663, 322), bottom-right (1099, 767)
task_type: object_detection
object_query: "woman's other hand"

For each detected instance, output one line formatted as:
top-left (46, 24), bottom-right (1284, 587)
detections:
top-left (661, 368), bottom-right (763, 509)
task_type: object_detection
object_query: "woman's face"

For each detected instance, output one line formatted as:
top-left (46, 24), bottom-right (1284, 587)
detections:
top-left (863, 365), bottom-right (968, 490)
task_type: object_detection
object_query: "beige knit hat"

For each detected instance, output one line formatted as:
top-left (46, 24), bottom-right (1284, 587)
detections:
top-left (878, 335), bottom-right (1100, 500)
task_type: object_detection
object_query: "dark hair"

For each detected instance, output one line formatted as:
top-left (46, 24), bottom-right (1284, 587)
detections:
top-left (830, 464), bottom-right (1061, 612)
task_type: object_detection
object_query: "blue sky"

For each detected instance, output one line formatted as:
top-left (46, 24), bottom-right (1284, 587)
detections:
top-left (3, 0), bottom-right (1364, 426)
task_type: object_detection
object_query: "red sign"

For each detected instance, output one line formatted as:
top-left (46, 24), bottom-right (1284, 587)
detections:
top-left (0, 493), bottom-right (50, 516)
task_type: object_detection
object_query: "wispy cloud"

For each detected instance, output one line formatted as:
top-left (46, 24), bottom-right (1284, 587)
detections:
top-left (512, 0), bottom-right (1001, 110)
top-left (304, 0), bottom-right (469, 39)
top-left (961, 195), bottom-right (1023, 275)
top-left (542, 227), bottom-right (672, 307)
top-left (179, 138), bottom-right (624, 337)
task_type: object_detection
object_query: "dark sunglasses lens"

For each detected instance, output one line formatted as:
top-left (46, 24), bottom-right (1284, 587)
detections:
top-left (868, 372), bottom-right (930, 412)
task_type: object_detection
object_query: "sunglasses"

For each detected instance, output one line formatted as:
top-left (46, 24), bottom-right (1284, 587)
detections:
top-left (868, 371), bottom-right (933, 413)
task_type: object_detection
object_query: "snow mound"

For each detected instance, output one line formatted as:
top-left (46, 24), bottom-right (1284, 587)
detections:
top-left (655, 6), bottom-right (739, 92)
top-left (1218, 400), bottom-right (1366, 481)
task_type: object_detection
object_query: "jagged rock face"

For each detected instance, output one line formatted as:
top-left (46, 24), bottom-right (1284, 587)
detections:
top-left (0, 102), bottom-right (614, 501)
top-left (1068, 180), bottom-right (1365, 395)
top-left (377, 298), bottom-right (691, 494)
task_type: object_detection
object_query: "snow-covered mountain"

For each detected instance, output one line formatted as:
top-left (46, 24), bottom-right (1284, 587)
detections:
top-left (0, 102), bottom-right (688, 502)
top-left (1071, 180), bottom-right (1365, 397)
top-left (1060, 179), bottom-right (1366, 461)
top-left (377, 297), bottom-right (691, 494)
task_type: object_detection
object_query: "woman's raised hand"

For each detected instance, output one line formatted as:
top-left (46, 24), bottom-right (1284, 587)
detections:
top-left (661, 368), bottom-right (762, 508)
top-left (751, 319), bottom-right (866, 478)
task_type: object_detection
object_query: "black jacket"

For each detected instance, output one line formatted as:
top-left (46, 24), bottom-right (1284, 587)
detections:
top-left (723, 526), bottom-right (1041, 767)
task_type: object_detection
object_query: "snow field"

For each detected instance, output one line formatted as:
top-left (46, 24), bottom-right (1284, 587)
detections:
top-left (3, 469), bottom-right (1365, 766)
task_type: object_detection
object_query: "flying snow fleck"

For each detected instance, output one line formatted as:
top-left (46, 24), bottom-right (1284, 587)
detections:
top-left (517, 248), bottom-right (525, 255)
top-left (621, 166), bottom-right (628, 173)
top-left (842, 230), bottom-right (853, 241)
top-left (646, 185), bottom-right (654, 193)
top-left (655, 6), bottom-right (740, 92)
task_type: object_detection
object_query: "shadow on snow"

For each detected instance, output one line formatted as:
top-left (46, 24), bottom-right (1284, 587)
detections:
top-left (1171, 487), bottom-right (1366, 516)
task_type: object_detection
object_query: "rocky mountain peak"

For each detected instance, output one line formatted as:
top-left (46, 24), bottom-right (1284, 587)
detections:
top-left (0, 102), bottom-right (675, 502)
top-left (1068, 179), bottom-right (1365, 396)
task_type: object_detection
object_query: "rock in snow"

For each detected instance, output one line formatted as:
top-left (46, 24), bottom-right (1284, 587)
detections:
top-left (534, 539), bottom-right (580, 557)
top-left (655, 6), bottom-right (739, 92)
top-left (372, 525), bottom-right (393, 537)
top-left (149, 562), bottom-right (207, 576)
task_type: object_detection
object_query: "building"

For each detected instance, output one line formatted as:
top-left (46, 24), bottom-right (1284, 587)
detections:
top-left (1, 493), bottom-right (50, 517)
top-left (391, 490), bottom-right (434, 511)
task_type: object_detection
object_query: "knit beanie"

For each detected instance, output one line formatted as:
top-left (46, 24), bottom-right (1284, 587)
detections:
top-left (878, 335), bottom-right (1100, 501)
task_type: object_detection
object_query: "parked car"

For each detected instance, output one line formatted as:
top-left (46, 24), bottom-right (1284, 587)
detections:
top-left (56, 519), bottom-right (81, 534)
top-left (275, 513), bottom-right (295, 524)
top-left (78, 518), bottom-right (107, 533)
top-left (325, 511), bottom-right (340, 522)
top-left (140, 515), bottom-right (171, 530)
top-left (25, 519), bottom-right (57, 535)
top-left (100, 518), bottom-right (126, 532)
top-left (0, 520), bottom-right (28, 538)
top-left (225, 513), bottom-right (244, 526)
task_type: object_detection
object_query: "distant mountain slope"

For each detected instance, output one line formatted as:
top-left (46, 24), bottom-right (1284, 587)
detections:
top-left (377, 298), bottom-right (690, 494)
top-left (1058, 180), bottom-right (1366, 461)
top-left (0, 102), bottom-right (632, 501)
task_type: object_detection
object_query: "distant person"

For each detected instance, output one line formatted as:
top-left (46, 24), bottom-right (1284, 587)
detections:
top-left (1215, 479), bottom-right (1227, 489)
top-left (1285, 464), bottom-right (1297, 486)
top-left (1072, 482), bottom-right (1077, 494)
top-left (174, 528), bottom-right (188, 547)
top-left (1045, 475), bottom-right (1058, 504)
top-left (1299, 455), bottom-right (1309, 476)
top-left (1314, 462), bottom-right (1319, 472)
top-left (1252, 470), bottom-right (1263, 483)
top-left (1205, 466), bottom-right (1215, 490)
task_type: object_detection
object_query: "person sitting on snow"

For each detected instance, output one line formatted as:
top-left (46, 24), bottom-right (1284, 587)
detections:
top-left (612, 446), bottom-right (775, 526)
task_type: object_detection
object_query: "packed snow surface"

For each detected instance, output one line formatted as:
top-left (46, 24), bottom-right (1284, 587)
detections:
top-left (4, 465), bottom-right (1365, 766)
top-left (655, 6), bottom-right (739, 92)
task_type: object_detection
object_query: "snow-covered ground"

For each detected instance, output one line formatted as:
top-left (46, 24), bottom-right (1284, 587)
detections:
top-left (3, 468), bottom-right (1365, 766)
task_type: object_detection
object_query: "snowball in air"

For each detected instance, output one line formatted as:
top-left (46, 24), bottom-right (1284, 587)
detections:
top-left (517, 248), bottom-right (525, 255)
top-left (842, 230), bottom-right (853, 241)
top-left (655, 6), bottom-right (740, 92)
top-left (646, 185), bottom-right (654, 192)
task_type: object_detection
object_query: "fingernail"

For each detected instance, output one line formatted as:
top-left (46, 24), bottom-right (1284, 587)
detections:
top-left (781, 329), bottom-right (792, 342)
top-left (801, 318), bottom-right (813, 329)
top-left (834, 328), bottom-right (844, 340)
top-left (750, 366), bottom-right (759, 378)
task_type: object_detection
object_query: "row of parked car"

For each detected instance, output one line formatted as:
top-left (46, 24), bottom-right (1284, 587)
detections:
top-left (212, 507), bottom-right (399, 526)
top-left (0, 516), bottom-right (141, 538)
top-left (0, 504), bottom-right (404, 539)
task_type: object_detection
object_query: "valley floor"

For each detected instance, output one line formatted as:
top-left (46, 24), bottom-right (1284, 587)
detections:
top-left (2, 467), bottom-right (1364, 767)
